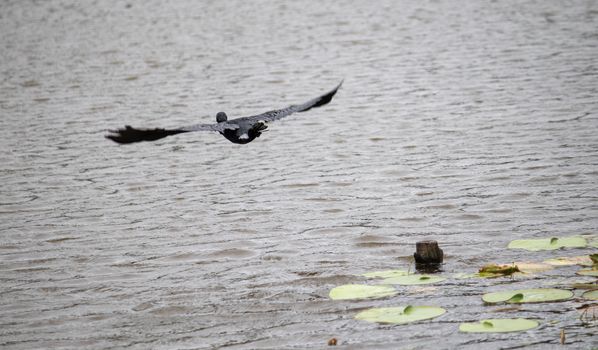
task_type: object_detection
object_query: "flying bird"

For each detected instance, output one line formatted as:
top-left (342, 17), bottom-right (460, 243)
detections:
top-left (106, 80), bottom-right (343, 145)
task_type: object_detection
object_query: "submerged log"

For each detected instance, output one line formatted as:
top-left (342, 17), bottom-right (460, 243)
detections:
top-left (414, 240), bottom-right (444, 265)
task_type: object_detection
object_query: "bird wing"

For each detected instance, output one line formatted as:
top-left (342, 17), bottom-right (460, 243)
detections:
top-left (105, 80), bottom-right (342, 144)
top-left (180, 122), bottom-right (239, 132)
top-left (105, 122), bottom-right (238, 144)
top-left (242, 80), bottom-right (343, 123)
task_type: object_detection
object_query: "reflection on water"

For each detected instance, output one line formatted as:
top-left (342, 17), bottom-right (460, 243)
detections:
top-left (1, 0), bottom-right (597, 348)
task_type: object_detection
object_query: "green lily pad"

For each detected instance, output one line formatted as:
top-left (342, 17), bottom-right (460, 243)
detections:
top-left (361, 270), bottom-right (408, 279)
top-left (508, 236), bottom-right (587, 251)
top-left (515, 262), bottom-right (554, 273)
top-left (383, 274), bottom-right (446, 285)
top-left (454, 272), bottom-right (517, 279)
top-left (576, 269), bottom-right (598, 277)
top-left (355, 305), bottom-right (446, 324)
top-left (471, 262), bottom-right (552, 278)
top-left (571, 282), bottom-right (598, 290)
top-left (329, 284), bottom-right (396, 300)
top-left (459, 318), bottom-right (539, 333)
top-left (476, 272), bottom-right (509, 278)
top-left (544, 256), bottom-right (593, 266)
top-left (455, 262), bottom-right (551, 279)
top-left (482, 288), bottom-right (573, 304)
top-left (453, 272), bottom-right (479, 279)
top-left (479, 264), bottom-right (520, 276)
top-left (582, 290), bottom-right (598, 300)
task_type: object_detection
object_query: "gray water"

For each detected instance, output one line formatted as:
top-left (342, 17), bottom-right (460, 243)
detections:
top-left (1, 0), bottom-right (598, 349)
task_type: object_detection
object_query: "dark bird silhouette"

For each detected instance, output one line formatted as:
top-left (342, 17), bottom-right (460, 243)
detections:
top-left (106, 80), bottom-right (342, 145)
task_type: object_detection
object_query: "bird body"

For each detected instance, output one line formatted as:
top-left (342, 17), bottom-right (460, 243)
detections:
top-left (220, 119), bottom-right (267, 144)
top-left (106, 80), bottom-right (342, 145)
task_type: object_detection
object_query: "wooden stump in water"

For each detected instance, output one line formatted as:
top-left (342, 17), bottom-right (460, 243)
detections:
top-left (414, 240), bottom-right (443, 266)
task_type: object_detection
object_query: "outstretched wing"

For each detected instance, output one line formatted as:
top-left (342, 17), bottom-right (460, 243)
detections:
top-left (105, 122), bottom-right (238, 144)
top-left (243, 80), bottom-right (343, 123)
top-left (105, 80), bottom-right (342, 144)
top-left (180, 122), bottom-right (239, 133)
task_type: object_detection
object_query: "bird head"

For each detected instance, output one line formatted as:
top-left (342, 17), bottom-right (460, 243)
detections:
top-left (216, 112), bottom-right (228, 123)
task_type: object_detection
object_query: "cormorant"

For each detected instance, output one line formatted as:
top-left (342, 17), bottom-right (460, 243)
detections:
top-left (106, 80), bottom-right (342, 144)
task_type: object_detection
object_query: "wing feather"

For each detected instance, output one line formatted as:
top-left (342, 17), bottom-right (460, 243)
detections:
top-left (105, 122), bottom-right (238, 144)
top-left (106, 80), bottom-right (342, 144)
top-left (180, 122), bottom-right (239, 132)
top-left (244, 80), bottom-right (342, 123)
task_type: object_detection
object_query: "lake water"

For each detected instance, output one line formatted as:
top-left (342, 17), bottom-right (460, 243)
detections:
top-left (1, 0), bottom-right (597, 349)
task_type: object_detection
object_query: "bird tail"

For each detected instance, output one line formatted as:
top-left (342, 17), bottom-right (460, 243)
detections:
top-left (252, 122), bottom-right (268, 132)
top-left (105, 125), bottom-right (189, 144)
top-left (250, 122), bottom-right (268, 139)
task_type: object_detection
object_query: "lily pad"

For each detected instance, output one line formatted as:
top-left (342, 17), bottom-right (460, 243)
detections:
top-left (355, 305), bottom-right (446, 324)
top-left (571, 282), bottom-right (598, 290)
top-left (459, 318), bottom-right (539, 333)
top-left (454, 272), bottom-right (517, 279)
top-left (329, 284), bottom-right (396, 300)
top-left (582, 290), bottom-right (598, 300)
top-left (576, 269), bottom-right (598, 277)
top-left (514, 262), bottom-right (554, 273)
top-left (361, 270), bottom-right (408, 279)
top-left (479, 264), bottom-right (520, 276)
top-left (383, 274), bottom-right (446, 285)
top-left (482, 288), bottom-right (573, 304)
top-left (475, 272), bottom-right (507, 279)
top-left (474, 262), bottom-right (552, 278)
top-left (453, 272), bottom-right (480, 279)
top-left (507, 236), bottom-right (587, 251)
top-left (544, 256), bottom-right (593, 267)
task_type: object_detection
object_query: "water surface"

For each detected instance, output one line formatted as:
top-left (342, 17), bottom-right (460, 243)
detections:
top-left (1, 0), bottom-right (597, 349)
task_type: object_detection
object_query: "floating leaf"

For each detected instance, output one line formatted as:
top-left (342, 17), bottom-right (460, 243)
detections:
top-left (475, 262), bottom-right (552, 277)
top-left (576, 269), bottom-right (598, 277)
top-left (482, 288), bottom-right (573, 304)
top-left (477, 272), bottom-right (512, 278)
top-left (479, 264), bottom-right (520, 276)
top-left (507, 236), bottom-right (587, 251)
top-left (453, 272), bottom-right (482, 279)
top-left (582, 290), bottom-right (598, 300)
top-left (329, 284), bottom-right (396, 300)
top-left (454, 272), bottom-right (513, 279)
top-left (571, 283), bottom-right (598, 290)
top-left (459, 318), bottom-right (539, 333)
top-left (544, 256), bottom-right (593, 267)
top-left (361, 270), bottom-right (408, 279)
top-left (355, 305), bottom-right (446, 324)
top-left (383, 274), bottom-right (445, 285)
top-left (514, 262), bottom-right (554, 273)
top-left (507, 293), bottom-right (524, 303)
